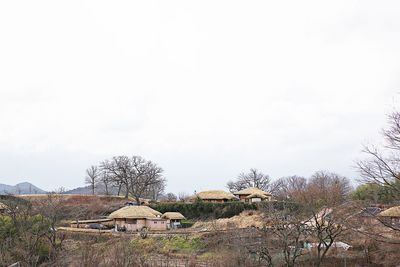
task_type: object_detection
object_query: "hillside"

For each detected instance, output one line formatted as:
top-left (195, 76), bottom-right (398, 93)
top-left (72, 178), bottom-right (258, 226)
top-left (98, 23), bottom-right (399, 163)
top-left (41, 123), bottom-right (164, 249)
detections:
top-left (0, 182), bottom-right (46, 194)
top-left (63, 184), bottom-right (119, 195)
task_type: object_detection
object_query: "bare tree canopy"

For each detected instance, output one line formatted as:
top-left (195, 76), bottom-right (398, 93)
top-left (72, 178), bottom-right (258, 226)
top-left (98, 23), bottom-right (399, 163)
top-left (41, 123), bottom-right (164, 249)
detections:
top-left (307, 171), bottom-right (352, 206)
top-left (227, 168), bottom-right (271, 192)
top-left (357, 111), bottom-right (400, 195)
top-left (357, 111), bottom-right (400, 193)
top-left (85, 165), bottom-right (99, 195)
top-left (272, 175), bottom-right (308, 200)
top-left (96, 155), bottom-right (166, 203)
top-left (271, 172), bottom-right (351, 206)
top-left (161, 192), bottom-right (177, 202)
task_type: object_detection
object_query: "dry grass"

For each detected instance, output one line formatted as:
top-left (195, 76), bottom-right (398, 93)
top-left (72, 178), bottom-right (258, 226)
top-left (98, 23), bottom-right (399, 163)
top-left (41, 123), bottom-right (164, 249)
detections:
top-left (192, 210), bottom-right (264, 230)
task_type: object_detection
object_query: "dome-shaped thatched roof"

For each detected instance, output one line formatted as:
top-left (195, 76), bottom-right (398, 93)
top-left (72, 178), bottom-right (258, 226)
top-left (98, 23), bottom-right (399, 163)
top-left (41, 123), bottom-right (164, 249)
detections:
top-left (234, 187), bottom-right (272, 196)
top-left (195, 190), bottom-right (236, 200)
top-left (108, 206), bottom-right (162, 219)
top-left (379, 206), bottom-right (400, 217)
top-left (162, 212), bottom-right (186, 220)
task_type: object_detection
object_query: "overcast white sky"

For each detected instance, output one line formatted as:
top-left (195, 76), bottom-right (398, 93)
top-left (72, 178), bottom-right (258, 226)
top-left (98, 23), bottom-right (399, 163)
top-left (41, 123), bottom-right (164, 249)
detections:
top-left (1, 1), bottom-right (400, 193)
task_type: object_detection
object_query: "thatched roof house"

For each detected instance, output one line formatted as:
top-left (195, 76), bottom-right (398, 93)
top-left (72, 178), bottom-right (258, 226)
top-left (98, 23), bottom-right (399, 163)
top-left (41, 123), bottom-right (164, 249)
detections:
top-left (162, 212), bottom-right (186, 220)
top-left (108, 206), bottom-right (162, 219)
top-left (379, 206), bottom-right (400, 217)
top-left (194, 190), bottom-right (237, 203)
top-left (378, 206), bottom-right (400, 226)
top-left (162, 212), bottom-right (186, 229)
top-left (234, 187), bottom-right (272, 202)
top-left (108, 206), bottom-right (167, 232)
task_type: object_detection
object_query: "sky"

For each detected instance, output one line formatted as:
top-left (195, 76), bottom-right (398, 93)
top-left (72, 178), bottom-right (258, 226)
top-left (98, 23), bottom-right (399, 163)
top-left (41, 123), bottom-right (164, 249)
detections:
top-left (1, 1), bottom-right (400, 194)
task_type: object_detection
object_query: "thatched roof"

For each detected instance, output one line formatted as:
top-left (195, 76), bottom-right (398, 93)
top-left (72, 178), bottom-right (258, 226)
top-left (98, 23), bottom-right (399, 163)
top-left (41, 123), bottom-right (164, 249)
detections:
top-left (378, 206), bottom-right (400, 217)
top-left (245, 193), bottom-right (269, 199)
top-left (108, 206), bottom-right (162, 219)
top-left (195, 190), bottom-right (237, 200)
top-left (162, 212), bottom-right (186, 220)
top-left (234, 187), bottom-right (272, 196)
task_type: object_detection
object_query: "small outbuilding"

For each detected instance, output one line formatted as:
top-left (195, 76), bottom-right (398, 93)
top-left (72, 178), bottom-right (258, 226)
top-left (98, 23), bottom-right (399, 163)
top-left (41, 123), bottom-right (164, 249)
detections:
top-left (194, 190), bottom-right (237, 203)
top-left (108, 206), bottom-right (167, 232)
top-left (162, 212), bottom-right (186, 229)
top-left (378, 206), bottom-right (400, 226)
top-left (233, 187), bottom-right (272, 203)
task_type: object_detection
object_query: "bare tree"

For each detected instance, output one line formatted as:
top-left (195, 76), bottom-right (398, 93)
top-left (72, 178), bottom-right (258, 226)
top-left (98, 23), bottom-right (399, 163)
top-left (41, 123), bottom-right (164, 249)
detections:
top-left (99, 155), bottom-right (166, 203)
top-left (128, 156), bottom-right (165, 204)
top-left (162, 192), bottom-right (177, 202)
top-left (270, 212), bottom-right (311, 267)
top-left (85, 165), bottom-right (99, 195)
top-left (307, 206), bottom-right (349, 267)
top-left (178, 192), bottom-right (190, 202)
top-left (99, 170), bottom-right (112, 195)
top-left (145, 180), bottom-right (165, 201)
top-left (272, 175), bottom-right (307, 201)
top-left (357, 111), bottom-right (400, 193)
top-left (227, 168), bottom-right (271, 192)
top-left (100, 156), bottom-right (132, 198)
top-left (306, 171), bottom-right (352, 206)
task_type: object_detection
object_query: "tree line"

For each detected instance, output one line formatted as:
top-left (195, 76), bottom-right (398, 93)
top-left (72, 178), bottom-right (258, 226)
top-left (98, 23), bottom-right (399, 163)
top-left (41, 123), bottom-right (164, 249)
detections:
top-left (85, 109), bottom-right (400, 207)
top-left (227, 168), bottom-right (352, 206)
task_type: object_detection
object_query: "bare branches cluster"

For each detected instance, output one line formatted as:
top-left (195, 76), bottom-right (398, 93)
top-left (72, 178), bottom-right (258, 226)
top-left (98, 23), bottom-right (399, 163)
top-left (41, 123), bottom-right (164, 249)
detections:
top-left (227, 168), bottom-right (271, 192)
top-left (84, 155), bottom-right (166, 202)
top-left (228, 169), bottom-right (352, 206)
top-left (255, 203), bottom-right (351, 267)
top-left (357, 111), bottom-right (400, 193)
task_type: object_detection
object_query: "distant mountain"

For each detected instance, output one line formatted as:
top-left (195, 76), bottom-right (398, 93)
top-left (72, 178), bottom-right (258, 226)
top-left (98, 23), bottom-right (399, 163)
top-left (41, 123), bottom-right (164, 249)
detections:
top-left (63, 185), bottom-right (93, 194)
top-left (63, 184), bottom-right (119, 195)
top-left (0, 182), bottom-right (46, 195)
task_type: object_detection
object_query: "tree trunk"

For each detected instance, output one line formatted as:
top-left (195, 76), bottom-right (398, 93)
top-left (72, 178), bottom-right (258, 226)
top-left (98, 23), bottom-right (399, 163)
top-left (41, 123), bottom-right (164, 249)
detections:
top-left (104, 182), bottom-right (109, 195)
top-left (124, 184), bottom-right (129, 198)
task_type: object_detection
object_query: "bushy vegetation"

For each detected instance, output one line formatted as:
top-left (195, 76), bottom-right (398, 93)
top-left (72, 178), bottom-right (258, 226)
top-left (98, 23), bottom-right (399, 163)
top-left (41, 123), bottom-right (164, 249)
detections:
top-left (150, 200), bottom-right (257, 219)
top-left (351, 182), bottom-right (400, 203)
top-left (151, 200), bottom-right (302, 220)
top-left (0, 213), bottom-right (55, 266)
top-left (0, 194), bottom-right (67, 266)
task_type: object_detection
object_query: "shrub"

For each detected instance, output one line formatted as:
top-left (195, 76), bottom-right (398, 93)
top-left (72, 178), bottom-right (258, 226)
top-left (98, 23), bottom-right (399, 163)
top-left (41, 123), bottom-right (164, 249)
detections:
top-left (150, 201), bottom-right (257, 219)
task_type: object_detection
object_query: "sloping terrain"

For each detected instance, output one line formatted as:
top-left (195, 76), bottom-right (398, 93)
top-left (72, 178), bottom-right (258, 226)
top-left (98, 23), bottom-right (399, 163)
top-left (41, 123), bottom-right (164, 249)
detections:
top-left (192, 210), bottom-right (265, 230)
